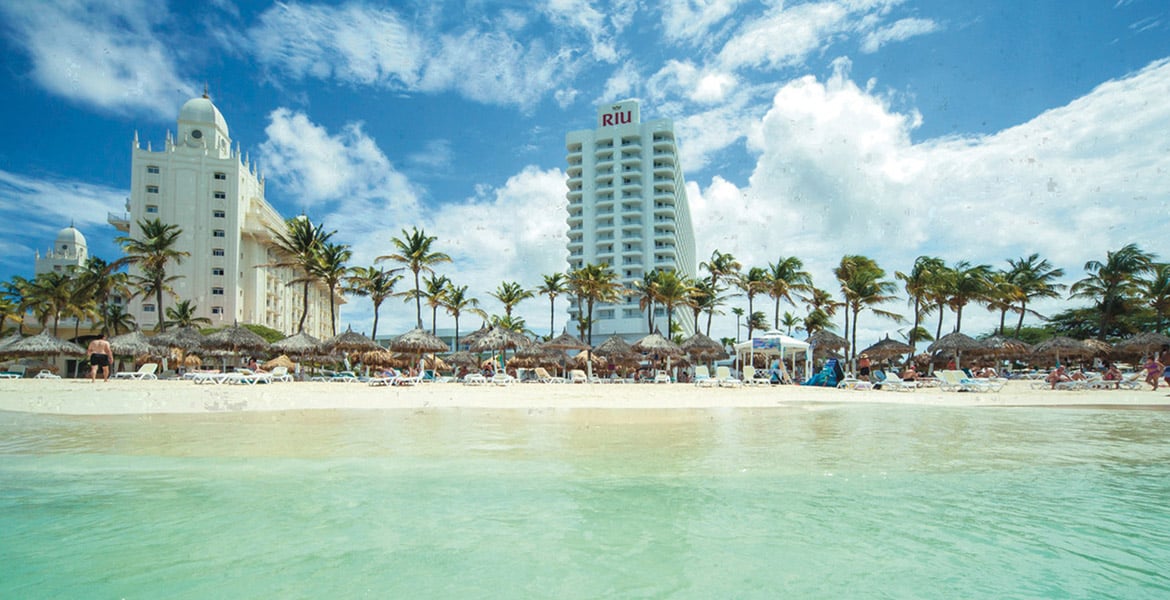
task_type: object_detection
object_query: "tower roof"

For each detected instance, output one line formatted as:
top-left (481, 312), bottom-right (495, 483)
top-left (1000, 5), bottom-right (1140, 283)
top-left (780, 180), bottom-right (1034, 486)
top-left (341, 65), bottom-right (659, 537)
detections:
top-left (54, 225), bottom-right (86, 249)
top-left (178, 94), bottom-right (229, 138)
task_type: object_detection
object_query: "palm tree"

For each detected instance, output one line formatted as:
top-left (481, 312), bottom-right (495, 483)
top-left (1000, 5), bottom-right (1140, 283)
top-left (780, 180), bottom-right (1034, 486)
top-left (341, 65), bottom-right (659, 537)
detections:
top-left (653, 270), bottom-right (694, 336)
top-left (700, 250), bottom-right (741, 334)
top-left (747, 311), bottom-right (769, 334)
top-left (99, 303), bottom-right (136, 336)
top-left (378, 227), bottom-right (451, 330)
top-left (420, 274), bottom-right (452, 335)
top-left (780, 311), bottom-right (801, 336)
top-left (311, 241), bottom-right (352, 337)
top-left (490, 313), bottom-right (529, 334)
top-left (765, 256), bottom-right (812, 329)
top-left (736, 267), bottom-right (769, 340)
top-left (1141, 263), bottom-right (1170, 333)
top-left (687, 279), bottom-right (719, 335)
top-left (1006, 253), bottom-right (1066, 337)
top-left (0, 295), bottom-right (17, 334)
top-left (115, 218), bottom-right (189, 331)
top-left (632, 270), bottom-right (661, 332)
top-left (266, 216), bottom-right (333, 334)
top-left (164, 299), bottom-right (212, 329)
top-left (24, 271), bottom-right (73, 336)
top-left (984, 270), bottom-right (1018, 335)
top-left (896, 256), bottom-right (945, 363)
top-left (1069, 244), bottom-right (1154, 340)
top-left (731, 307), bottom-right (745, 342)
top-left (443, 284), bottom-right (486, 349)
top-left (835, 255), bottom-right (901, 362)
top-left (345, 266), bottom-right (402, 340)
top-left (534, 272), bottom-right (567, 338)
top-left (489, 281), bottom-right (534, 319)
top-left (567, 263), bottom-right (623, 346)
top-left (943, 261), bottom-right (992, 334)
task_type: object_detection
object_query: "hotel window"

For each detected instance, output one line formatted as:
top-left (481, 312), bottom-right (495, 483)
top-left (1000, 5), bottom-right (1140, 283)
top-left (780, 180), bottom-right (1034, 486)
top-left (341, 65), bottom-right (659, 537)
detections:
top-left (212, 248), bottom-right (225, 257)
top-left (211, 307), bottom-right (224, 315)
top-left (213, 192), bottom-right (226, 199)
top-left (143, 304), bottom-right (156, 312)
top-left (213, 229), bottom-right (225, 238)
top-left (213, 210), bottom-right (225, 218)
top-left (214, 172), bottom-right (227, 180)
top-left (146, 185), bottom-right (159, 193)
top-left (145, 205), bottom-right (159, 213)
top-left (147, 165), bottom-right (160, 174)
top-left (212, 268), bottom-right (224, 276)
top-left (211, 287), bottom-right (225, 296)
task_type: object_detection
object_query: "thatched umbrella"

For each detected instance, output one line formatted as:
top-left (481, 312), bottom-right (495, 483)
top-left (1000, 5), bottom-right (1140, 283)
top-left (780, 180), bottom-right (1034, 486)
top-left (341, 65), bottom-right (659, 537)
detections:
top-left (0, 332), bottom-right (22, 353)
top-left (1081, 338), bottom-right (1113, 358)
top-left (973, 335), bottom-right (1033, 359)
top-left (860, 335), bottom-right (913, 363)
top-left (5, 331), bottom-right (86, 375)
top-left (183, 354), bottom-right (203, 368)
top-left (109, 330), bottom-right (154, 357)
top-left (445, 351), bottom-right (481, 371)
top-left (1032, 336), bottom-right (1092, 366)
top-left (541, 330), bottom-right (592, 376)
top-left (323, 327), bottom-right (381, 354)
top-left (469, 327), bottom-right (530, 372)
top-left (680, 332), bottom-right (728, 363)
top-left (806, 330), bottom-right (848, 357)
top-left (271, 331), bottom-right (322, 356)
top-left (928, 332), bottom-right (981, 370)
top-left (632, 332), bottom-right (683, 377)
top-left (1112, 332), bottom-right (1170, 358)
top-left (360, 349), bottom-right (399, 369)
top-left (205, 323), bottom-right (269, 355)
top-left (389, 328), bottom-right (451, 374)
top-left (460, 325), bottom-right (491, 351)
top-left (151, 326), bottom-right (205, 352)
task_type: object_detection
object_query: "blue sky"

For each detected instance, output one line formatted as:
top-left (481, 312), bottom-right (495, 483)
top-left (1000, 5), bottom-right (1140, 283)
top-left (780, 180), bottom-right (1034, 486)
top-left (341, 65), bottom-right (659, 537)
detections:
top-left (1, 0), bottom-right (1168, 343)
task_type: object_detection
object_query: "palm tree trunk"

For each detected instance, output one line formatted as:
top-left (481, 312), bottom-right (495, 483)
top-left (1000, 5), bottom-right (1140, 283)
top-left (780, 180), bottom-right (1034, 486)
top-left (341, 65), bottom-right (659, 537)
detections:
top-left (850, 305), bottom-right (860, 364)
top-left (907, 298), bottom-right (920, 367)
top-left (1015, 301), bottom-right (1027, 338)
top-left (842, 304), bottom-right (850, 363)
top-left (935, 308), bottom-right (944, 342)
top-left (413, 269), bottom-right (423, 329)
top-left (155, 284), bottom-right (166, 332)
top-left (774, 298), bottom-right (781, 330)
top-left (329, 294), bottom-right (337, 337)
top-left (298, 281), bottom-right (309, 333)
top-left (371, 301), bottom-right (381, 340)
top-left (549, 297), bottom-right (555, 337)
top-left (454, 316), bottom-right (461, 350)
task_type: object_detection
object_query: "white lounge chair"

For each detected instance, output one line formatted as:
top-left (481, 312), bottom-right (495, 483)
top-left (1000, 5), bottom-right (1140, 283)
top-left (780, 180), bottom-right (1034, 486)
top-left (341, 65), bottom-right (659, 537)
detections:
top-left (0, 365), bottom-right (27, 379)
top-left (653, 371), bottom-right (672, 383)
top-left (693, 365), bottom-right (712, 386)
top-left (534, 367), bottom-right (566, 383)
top-left (462, 373), bottom-right (487, 386)
top-left (715, 366), bottom-right (742, 388)
top-left (34, 369), bottom-right (61, 379)
top-left (569, 369), bottom-right (588, 384)
top-left (877, 371), bottom-right (917, 391)
top-left (113, 363), bottom-right (158, 380)
top-left (269, 366), bottom-right (294, 382)
top-left (491, 373), bottom-right (515, 386)
top-left (742, 365), bottom-right (769, 386)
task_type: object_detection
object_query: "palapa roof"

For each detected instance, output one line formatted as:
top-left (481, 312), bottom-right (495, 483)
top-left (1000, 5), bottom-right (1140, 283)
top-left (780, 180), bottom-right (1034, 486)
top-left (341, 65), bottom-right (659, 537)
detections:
top-left (444, 351), bottom-right (481, 368)
top-left (1031, 336), bottom-right (1092, 357)
top-left (1112, 331), bottom-right (1170, 356)
top-left (4, 330), bottom-right (86, 356)
top-left (680, 332), bottom-right (728, 360)
top-left (108, 330), bottom-right (154, 356)
top-left (460, 325), bottom-right (491, 347)
top-left (150, 326), bottom-right (206, 351)
top-left (593, 334), bottom-right (636, 358)
top-left (271, 331), bottom-right (322, 355)
top-left (859, 336), bottom-right (913, 361)
top-left (927, 332), bottom-right (981, 354)
top-left (0, 332), bottom-right (24, 353)
top-left (805, 330), bottom-right (848, 352)
top-left (263, 355), bottom-right (296, 371)
top-left (468, 327), bottom-right (530, 353)
top-left (973, 335), bottom-right (1033, 357)
top-left (323, 327), bottom-right (381, 353)
top-left (543, 330), bottom-right (590, 351)
top-left (388, 328), bottom-right (450, 353)
top-left (204, 324), bottom-right (269, 353)
top-left (1080, 338), bottom-right (1113, 356)
top-left (631, 332), bottom-right (683, 356)
top-left (359, 348), bottom-right (399, 367)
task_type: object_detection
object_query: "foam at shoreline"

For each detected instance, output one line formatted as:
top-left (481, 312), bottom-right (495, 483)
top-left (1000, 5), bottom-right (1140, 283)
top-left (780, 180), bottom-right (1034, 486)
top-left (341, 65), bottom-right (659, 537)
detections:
top-left (0, 379), bottom-right (1167, 416)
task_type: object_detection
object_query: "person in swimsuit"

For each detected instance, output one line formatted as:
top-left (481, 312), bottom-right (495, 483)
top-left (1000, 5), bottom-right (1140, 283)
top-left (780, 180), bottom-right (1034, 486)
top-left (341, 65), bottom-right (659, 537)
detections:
top-left (1143, 356), bottom-right (1163, 391)
top-left (87, 333), bottom-right (114, 382)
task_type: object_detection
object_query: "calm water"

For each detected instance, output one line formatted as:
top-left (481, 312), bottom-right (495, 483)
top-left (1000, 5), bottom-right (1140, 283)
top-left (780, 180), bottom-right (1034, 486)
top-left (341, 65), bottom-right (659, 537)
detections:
top-left (2, 403), bottom-right (1169, 599)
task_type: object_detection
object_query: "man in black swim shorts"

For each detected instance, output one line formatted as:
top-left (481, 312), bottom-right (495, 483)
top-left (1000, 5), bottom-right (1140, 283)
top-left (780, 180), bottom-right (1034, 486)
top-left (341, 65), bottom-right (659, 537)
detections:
top-left (87, 333), bottom-right (114, 382)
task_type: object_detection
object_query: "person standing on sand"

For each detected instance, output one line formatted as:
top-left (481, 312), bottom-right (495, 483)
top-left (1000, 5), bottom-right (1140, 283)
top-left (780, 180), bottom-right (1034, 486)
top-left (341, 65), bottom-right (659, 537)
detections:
top-left (87, 333), bottom-right (114, 382)
top-left (1143, 356), bottom-right (1163, 391)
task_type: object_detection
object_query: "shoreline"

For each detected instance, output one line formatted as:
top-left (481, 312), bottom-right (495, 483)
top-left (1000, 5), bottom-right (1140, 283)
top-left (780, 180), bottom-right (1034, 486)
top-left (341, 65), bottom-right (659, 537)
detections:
top-left (1, 379), bottom-right (1167, 416)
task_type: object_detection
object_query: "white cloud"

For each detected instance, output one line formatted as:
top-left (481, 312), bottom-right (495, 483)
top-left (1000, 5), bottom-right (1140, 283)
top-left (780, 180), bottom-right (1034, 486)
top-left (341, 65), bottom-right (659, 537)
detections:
top-left (418, 30), bottom-right (574, 110)
top-left (860, 17), bottom-right (940, 53)
top-left (0, 169), bottom-right (126, 273)
top-left (600, 61), bottom-right (643, 102)
top-left (661, 0), bottom-right (744, 43)
top-left (0, 0), bottom-right (195, 117)
top-left (647, 60), bottom-right (738, 105)
top-left (542, 0), bottom-right (621, 63)
top-left (688, 57), bottom-right (1170, 342)
top-left (408, 139), bottom-right (454, 170)
top-left (716, 1), bottom-right (853, 71)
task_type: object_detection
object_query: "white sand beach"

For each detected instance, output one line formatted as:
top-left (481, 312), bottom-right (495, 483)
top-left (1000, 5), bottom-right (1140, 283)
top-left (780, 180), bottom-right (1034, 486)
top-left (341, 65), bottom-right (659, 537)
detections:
top-left (0, 378), bottom-right (1167, 415)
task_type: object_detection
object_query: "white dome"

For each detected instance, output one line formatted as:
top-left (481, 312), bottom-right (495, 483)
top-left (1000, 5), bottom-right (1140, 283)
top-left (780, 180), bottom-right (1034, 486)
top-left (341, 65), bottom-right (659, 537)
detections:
top-left (55, 226), bottom-right (87, 250)
top-left (179, 95), bottom-right (229, 137)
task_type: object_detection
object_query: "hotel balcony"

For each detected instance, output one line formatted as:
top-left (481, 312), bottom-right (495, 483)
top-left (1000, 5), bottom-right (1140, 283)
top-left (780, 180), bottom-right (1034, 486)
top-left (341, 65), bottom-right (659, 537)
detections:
top-left (107, 211), bottom-right (130, 232)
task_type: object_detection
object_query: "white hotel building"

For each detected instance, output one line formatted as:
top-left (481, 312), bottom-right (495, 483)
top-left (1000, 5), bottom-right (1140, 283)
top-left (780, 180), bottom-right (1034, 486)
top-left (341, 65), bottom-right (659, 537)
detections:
top-left (565, 100), bottom-right (697, 341)
top-left (109, 93), bottom-right (336, 339)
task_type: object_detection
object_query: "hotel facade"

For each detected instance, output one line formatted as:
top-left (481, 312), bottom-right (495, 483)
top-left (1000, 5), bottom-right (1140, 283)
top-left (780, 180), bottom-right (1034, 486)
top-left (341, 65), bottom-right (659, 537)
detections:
top-left (564, 100), bottom-right (697, 340)
top-left (109, 93), bottom-right (336, 339)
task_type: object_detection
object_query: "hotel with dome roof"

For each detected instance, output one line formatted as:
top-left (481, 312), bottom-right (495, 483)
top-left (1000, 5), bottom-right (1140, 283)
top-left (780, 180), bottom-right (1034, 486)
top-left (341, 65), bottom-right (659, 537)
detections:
top-left (109, 93), bottom-right (337, 338)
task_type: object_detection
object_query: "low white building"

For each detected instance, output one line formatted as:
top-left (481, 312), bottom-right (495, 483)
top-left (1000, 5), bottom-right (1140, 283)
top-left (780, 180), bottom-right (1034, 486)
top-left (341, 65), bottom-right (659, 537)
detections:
top-left (34, 225), bottom-right (87, 275)
top-left (109, 92), bottom-right (337, 338)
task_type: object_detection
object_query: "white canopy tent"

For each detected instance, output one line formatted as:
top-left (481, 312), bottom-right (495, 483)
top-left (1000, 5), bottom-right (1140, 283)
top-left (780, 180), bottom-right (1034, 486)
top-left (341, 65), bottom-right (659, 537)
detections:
top-left (733, 330), bottom-right (812, 382)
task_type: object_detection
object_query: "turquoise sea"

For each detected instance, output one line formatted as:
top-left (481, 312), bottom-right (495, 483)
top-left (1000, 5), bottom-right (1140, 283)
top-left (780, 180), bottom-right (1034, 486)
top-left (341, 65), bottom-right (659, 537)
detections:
top-left (2, 402), bottom-right (1169, 599)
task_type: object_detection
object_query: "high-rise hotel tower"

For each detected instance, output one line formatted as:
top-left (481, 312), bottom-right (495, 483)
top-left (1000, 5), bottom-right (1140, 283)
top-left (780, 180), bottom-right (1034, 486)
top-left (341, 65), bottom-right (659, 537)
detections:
top-left (110, 92), bottom-right (337, 338)
top-left (565, 100), bottom-right (697, 340)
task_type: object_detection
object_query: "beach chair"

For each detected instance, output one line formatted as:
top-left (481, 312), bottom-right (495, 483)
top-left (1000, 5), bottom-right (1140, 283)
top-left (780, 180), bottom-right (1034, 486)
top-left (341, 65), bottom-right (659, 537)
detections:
top-left (877, 370), bottom-right (917, 391)
top-left (462, 373), bottom-right (487, 386)
top-left (34, 369), bottom-right (61, 379)
top-left (534, 367), bottom-right (566, 384)
top-left (269, 366), bottom-right (294, 383)
top-left (1116, 372), bottom-right (1143, 390)
top-left (0, 365), bottom-right (26, 379)
top-left (715, 366), bottom-right (742, 388)
top-left (570, 369), bottom-right (588, 384)
top-left (692, 365), bottom-right (712, 386)
top-left (491, 373), bottom-right (515, 386)
top-left (653, 371), bottom-right (672, 383)
top-left (742, 365), bottom-right (769, 386)
top-left (113, 363), bottom-right (158, 380)
top-left (836, 376), bottom-right (872, 390)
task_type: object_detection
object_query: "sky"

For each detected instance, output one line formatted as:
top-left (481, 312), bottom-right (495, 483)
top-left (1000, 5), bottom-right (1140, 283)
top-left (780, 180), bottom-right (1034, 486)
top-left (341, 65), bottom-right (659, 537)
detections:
top-left (1, 0), bottom-right (1168, 347)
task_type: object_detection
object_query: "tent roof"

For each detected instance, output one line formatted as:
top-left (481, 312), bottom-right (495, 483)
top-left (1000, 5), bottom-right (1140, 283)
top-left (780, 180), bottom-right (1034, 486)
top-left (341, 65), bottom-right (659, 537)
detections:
top-left (733, 331), bottom-right (810, 356)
